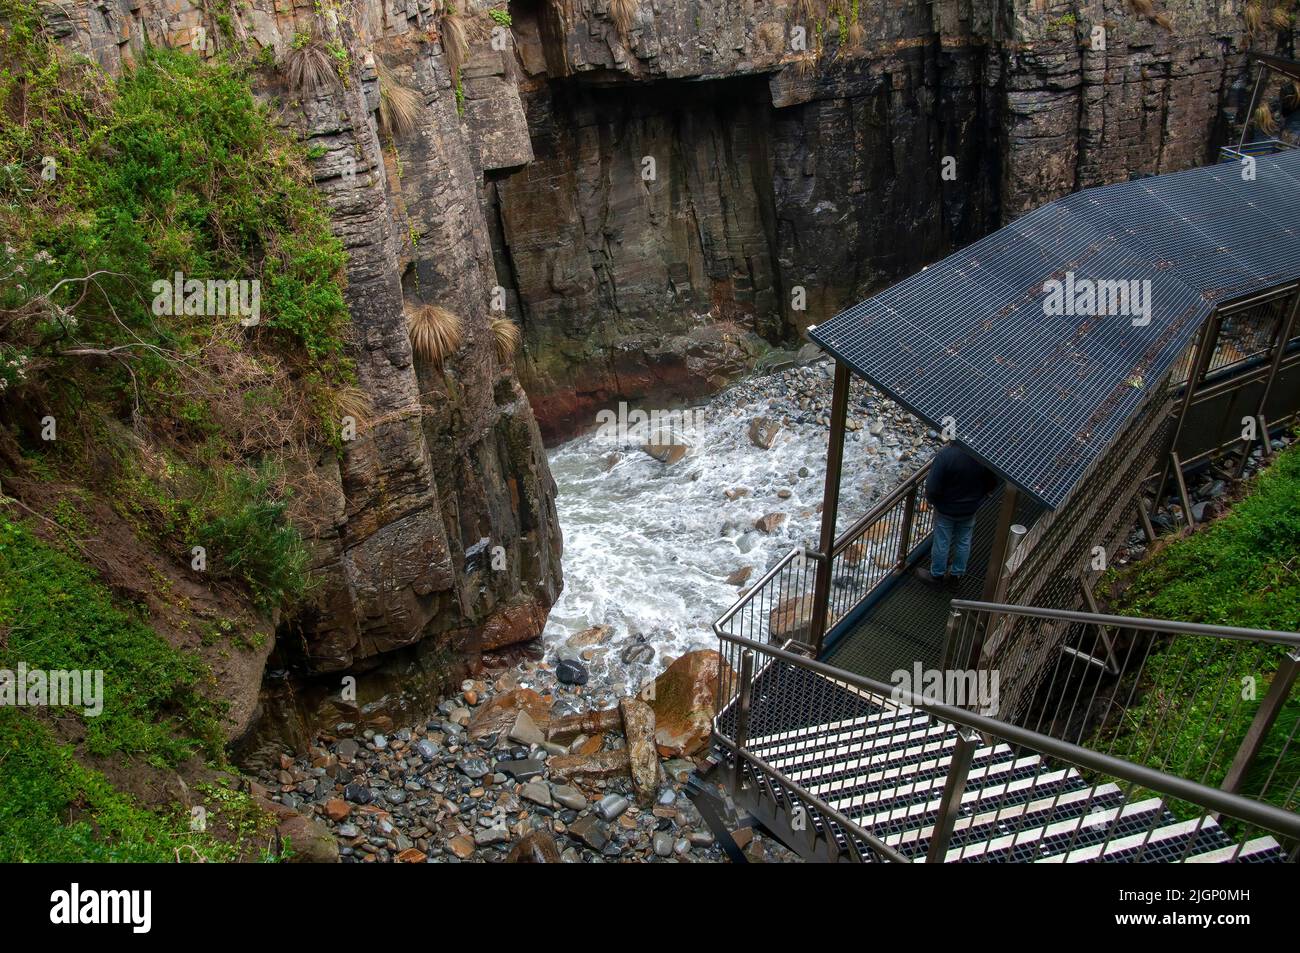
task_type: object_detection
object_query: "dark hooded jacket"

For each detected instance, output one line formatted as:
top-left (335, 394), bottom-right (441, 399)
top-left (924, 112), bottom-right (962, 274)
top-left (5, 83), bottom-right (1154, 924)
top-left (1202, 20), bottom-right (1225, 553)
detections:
top-left (925, 444), bottom-right (999, 519)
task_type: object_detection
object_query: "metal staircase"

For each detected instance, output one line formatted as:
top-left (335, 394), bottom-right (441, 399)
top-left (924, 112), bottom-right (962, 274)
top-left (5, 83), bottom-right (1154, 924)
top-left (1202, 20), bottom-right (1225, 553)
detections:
top-left (698, 602), bottom-right (1300, 864)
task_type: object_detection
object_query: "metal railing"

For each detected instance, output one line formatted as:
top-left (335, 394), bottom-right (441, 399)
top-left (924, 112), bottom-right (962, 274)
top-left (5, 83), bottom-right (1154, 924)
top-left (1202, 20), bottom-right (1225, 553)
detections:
top-left (712, 462), bottom-right (933, 653)
top-left (825, 461), bottom-right (934, 634)
top-left (1218, 139), bottom-right (1297, 163)
top-left (712, 609), bottom-right (1300, 863)
top-left (941, 600), bottom-right (1300, 811)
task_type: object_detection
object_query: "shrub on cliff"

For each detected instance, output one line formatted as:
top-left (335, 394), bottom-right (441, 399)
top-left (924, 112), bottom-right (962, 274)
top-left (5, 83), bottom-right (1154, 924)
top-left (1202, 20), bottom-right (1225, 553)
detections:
top-left (0, 0), bottom-right (350, 604)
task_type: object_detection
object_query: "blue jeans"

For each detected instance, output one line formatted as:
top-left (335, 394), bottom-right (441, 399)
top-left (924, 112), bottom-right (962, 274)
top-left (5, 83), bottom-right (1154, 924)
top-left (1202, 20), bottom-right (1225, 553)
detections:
top-left (931, 513), bottom-right (976, 577)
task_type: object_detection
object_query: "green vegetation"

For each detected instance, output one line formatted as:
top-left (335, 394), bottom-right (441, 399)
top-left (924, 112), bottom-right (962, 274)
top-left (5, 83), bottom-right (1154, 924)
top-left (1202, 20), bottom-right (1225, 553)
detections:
top-left (0, 711), bottom-right (269, 862)
top-left (1100, 442), bottom-right (1300, 809)
top-left (0, 2), bottom-right (346, 860)
top-left (0, 515), bottom-right (280, 861)
top-left (113, 457), bottom-right (312, 611)
top-left (1, 0), bottom-right (348, 600)
top-left (0, 514), bottom-right (224, 763)
top-left (1118, 443), bottom-right (1300, 631)
top-left (488, 8), bottom-right (512, 27)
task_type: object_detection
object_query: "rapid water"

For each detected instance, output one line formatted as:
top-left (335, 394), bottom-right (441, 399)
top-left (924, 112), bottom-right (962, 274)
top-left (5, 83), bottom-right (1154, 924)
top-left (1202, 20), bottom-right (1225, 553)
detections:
top-left (541, 364), bottom-right (934, 692)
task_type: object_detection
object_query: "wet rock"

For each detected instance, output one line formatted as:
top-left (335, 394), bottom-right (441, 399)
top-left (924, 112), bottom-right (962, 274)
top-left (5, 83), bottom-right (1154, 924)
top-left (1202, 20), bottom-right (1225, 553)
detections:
top-left (457, 756), bottom-right (491, 780)
top-left (547, 706), bottom-right (622, 742)
top-left (648, 650), bottom-right (733, 758)
top-left (261, 799), bottom-right (339, 864)
top-left (769, 594), bottom-right (814, 643)
top-left (621, 642), bottom-right (656, 665)
top-left (520, 781), bottom-right (554, 808)
top-left (596, 793), bottom-right (631, 821)
top-left (508, 710), bottom-right (546, 747)
top-left (479, 597), bottom-right (549, 651)
top-left (474, 825), bottom-right (510, 846)
top-left (495, 757), bottom-right (545, 782)
top-left (565, 624), bottom-right (613, 649)
top-left (725, 566), bottom-right (754, 586)
top-left (620, 696), bottom-right (660, 808)
top-left (552, 784), bottom-right (589, 812)
top-left (641, 440), bottom-right (689, 465)
top-left (748, 416), bottom-right (780, 449)
top-left (556, 658), bottom-right (589, 686)
top-left (506, 830), bottom-right (563, 863)
top-left (343, 783), bottom-right (372, 805)
top-left (548, 747), bottom-right (632, 783)
top-left (653, 831), bottom-right (674, 857)
top-left (323, 798), bottom-right (352, 822)
top-left (566, 814), bottom-right (607, 851)
top-left (336, 739), bottom-right (359, 763)
top-left (754, 512), bottom-right (787, 534)
top-left (724, 487), bottom-right (750, 501)
top-left (447, 835), bottom-right (475, 859)
top-left (467, 687), bottom-right (550, 741)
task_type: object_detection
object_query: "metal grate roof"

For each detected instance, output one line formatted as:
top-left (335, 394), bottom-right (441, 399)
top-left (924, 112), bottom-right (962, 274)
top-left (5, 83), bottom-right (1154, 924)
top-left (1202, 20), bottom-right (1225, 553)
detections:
top-left (809, 149), bottom-right (1300, 509)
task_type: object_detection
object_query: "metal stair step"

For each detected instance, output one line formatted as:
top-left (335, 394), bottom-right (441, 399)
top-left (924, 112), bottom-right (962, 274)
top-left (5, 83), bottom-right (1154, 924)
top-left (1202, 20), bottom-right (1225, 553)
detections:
top-left (942, 798), bottom-right (1167, 863)
top-left (744, 703), bottom-right (910, 750)
top-left (884, 783), bottom-right (1127, 855)
top-left (749, 712), bottom-right (932, 764)
top-left (824, 755), bottom-right (1049, 821)
top-left (845, 768), bottom-right (1086, 840)
top-left (758, 721), bottom-right (953, 775)
top-left (1185, 836), bottom-right (1286, 863)
top-left (782, 740), bottom-right (1015, 799)
top-left (1035, 815), bottom-right (1232, 863)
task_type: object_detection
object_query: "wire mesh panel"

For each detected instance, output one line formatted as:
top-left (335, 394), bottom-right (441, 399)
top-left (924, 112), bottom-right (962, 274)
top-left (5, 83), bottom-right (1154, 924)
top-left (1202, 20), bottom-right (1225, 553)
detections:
top-left (1206, 288), bottom-right (1294, 376)
top-left (976, 375), bottom-right (1180, 722)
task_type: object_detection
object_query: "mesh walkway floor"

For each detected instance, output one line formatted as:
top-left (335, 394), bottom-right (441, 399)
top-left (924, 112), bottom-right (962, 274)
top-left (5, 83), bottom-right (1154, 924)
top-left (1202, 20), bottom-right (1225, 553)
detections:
top-left (823, 490), bottom-right (1043, 683)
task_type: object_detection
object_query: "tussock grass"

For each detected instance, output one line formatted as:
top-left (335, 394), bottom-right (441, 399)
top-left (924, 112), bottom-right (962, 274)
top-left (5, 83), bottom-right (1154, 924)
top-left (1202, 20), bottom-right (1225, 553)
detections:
top-left (408, 304), bottom-right (463, 365)
top-left (1255, 103), bottom-right (1279, 135)
top-left (490, 317), bottom-right (520, 364)
top-left (286, 35), bottom-right (337, 97)
top-left (610, 0), bottom-right (639, 35)
top-left (441, 9), bottom-right (471, 81)
top-left (375, 59), bottom-right (421, 139)
top-left (329, 384), bottom-right (372, 430)
top-left (1245, 0), bottom-right (1265, 33)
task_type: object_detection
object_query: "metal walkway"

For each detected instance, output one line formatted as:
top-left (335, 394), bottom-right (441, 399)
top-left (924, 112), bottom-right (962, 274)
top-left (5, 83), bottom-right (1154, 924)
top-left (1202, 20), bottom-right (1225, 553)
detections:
top-left (701, 602), bottom-right (1300, 863)
top-left (709, 657), bottom-right (1286, 863)
top-left (823, 491), bottom-right (1043, 683)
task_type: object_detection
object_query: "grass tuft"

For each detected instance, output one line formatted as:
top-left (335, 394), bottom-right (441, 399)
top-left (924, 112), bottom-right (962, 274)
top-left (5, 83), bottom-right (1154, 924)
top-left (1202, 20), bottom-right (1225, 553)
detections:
top-left (285, 34), bottom-right (338, 97)
top-left (490, 317), bottom-right (520, 364)
top-left (610, 0), bottom-right (639, 35)
top-left (375, 59), bottom-right (421, 139)
top-left (408, 304), bottom-right (463, 366)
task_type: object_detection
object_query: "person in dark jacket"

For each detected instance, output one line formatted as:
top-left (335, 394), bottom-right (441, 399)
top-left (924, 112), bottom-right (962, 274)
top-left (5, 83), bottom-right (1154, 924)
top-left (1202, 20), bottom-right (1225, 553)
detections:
top-left (916, 444), bottom-right (1000, 588)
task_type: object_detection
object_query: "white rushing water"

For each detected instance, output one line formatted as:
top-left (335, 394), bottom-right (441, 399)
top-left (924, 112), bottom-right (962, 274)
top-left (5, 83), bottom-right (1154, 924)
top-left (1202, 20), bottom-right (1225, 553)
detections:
top-left (541, 365), bottom-right (934, 693)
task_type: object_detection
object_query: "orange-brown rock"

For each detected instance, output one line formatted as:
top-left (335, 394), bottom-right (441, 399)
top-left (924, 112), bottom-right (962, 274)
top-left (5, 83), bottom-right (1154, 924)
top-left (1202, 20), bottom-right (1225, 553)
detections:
top-left (769, 594), bottom-right (814, 643)
top-left (620, 696), bottom-right (660, 807)
top-left (467, 687), bottom-right (550, 741)
top-left (505, 831), bottom-right (562, 863)
top-left (648, 650), bottom-right (733, 758)
top-left (323, 798), bottom-right (352, 823)
top-left (479, 597), bottom-right (549, 651)
top-left (547, 747), bottom-right (632, 783)
top-left (546, 706), bottom-right (622, 744)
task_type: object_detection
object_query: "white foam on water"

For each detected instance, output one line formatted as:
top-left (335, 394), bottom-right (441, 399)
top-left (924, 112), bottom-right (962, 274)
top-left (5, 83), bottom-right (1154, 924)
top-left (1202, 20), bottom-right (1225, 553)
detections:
top-left (542, 375), bottom-right (924, 689)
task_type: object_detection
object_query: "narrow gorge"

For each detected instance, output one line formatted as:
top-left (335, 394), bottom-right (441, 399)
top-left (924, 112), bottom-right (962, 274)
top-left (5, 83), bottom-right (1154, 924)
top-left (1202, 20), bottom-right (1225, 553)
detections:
top-left (1, 0), bottom-right (1292, 863)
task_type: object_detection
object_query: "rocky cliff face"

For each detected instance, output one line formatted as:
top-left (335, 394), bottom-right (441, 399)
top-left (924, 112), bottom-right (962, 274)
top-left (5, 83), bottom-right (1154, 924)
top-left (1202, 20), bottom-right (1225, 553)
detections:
top-left (52, 0), bottom-right (563, 675)
top-left (480, 0), bottom-right (1268, 439)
